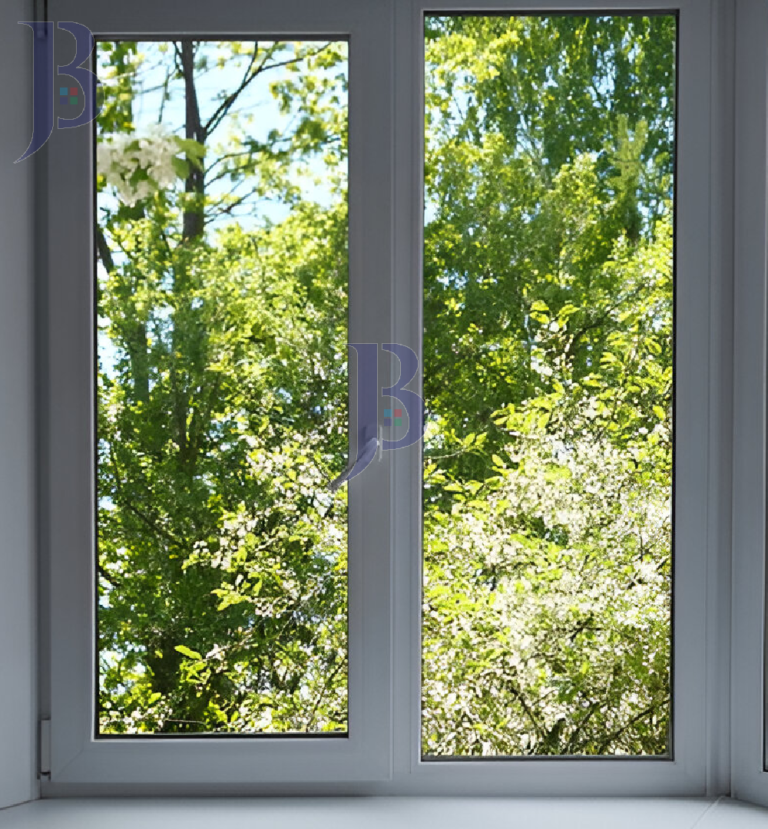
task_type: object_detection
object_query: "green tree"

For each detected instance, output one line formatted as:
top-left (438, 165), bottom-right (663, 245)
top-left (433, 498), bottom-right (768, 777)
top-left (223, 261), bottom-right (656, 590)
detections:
top-left (96, 16), bottom-right (676, 755)
top-left (422, 14), bottom-right (674, 755)
top-left (97, 40), bottom-right (350, 733)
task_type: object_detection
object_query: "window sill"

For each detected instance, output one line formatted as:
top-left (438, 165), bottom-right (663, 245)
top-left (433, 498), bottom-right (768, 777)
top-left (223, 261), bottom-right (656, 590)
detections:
top-left (0, 797), bottom-right (765, 828)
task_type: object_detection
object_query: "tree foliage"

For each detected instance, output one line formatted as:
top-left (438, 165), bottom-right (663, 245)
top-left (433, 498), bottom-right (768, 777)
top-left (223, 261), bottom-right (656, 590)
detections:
top-left (96, 17), bottom-right (675, 755)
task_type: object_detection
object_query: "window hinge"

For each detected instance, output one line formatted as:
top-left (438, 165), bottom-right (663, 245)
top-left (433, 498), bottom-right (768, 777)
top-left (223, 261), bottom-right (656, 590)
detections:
top-left (39, 719), bottom-right (51, 779)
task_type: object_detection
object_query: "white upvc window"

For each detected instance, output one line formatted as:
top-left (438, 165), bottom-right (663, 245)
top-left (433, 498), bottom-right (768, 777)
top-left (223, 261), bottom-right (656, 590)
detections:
top-left (38, 0), bottom-right (747, 799)
top-left (731, 0), bottom-right (768, 809)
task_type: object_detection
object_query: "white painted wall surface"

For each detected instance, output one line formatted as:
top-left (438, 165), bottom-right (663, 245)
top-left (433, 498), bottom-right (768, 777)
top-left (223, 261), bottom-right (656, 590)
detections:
top-left (0, 0), bottom-right (37, 811)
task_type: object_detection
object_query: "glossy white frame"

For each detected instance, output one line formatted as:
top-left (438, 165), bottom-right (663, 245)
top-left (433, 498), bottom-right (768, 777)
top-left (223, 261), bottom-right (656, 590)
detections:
top-left (42, 0), bottom-right (394, 789)
top-left (42, 0), bottom-right (728, 797)
top-left (389, 0), bottom-right (723, 797)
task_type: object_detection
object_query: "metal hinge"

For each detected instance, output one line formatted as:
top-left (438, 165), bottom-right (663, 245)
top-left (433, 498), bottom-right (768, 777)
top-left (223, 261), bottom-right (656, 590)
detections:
top-left (39, 719), bottom-right (51, 779)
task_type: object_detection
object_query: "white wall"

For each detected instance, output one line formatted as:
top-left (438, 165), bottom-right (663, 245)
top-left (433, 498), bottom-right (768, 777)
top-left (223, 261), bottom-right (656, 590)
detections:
top-left (0, 0), bottom-right (38, 811)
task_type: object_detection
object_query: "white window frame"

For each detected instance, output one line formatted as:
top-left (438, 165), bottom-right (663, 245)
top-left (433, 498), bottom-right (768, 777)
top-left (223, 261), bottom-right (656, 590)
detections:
top-left (731, 0), bottom-right (768, 809)
top-left (43, 0), bottom-right (395, 789)
top-left (40, 0), bottom-right (731, 797)
top-left (389, 0), bottom-right (721, 797)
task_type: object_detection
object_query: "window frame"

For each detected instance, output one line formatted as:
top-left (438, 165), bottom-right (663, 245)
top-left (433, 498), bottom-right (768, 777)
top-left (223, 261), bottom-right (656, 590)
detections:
top-left (388, 0), bottom-right (721, 797)
top-left (43, 0), bottom-right (395, 788)
top-left (41, 0), bottom-right (728, 797)
top-left (730, 0), bottom-right (768, 808)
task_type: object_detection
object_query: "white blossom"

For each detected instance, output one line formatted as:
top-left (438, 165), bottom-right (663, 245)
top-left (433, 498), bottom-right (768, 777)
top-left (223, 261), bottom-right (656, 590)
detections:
top-left (98, 125), bottom-right (185, 206)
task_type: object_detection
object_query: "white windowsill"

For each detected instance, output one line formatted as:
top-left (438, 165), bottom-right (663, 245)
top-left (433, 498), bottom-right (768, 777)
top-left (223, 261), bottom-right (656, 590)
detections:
top-left (0, 797), bottom-right (767, 828)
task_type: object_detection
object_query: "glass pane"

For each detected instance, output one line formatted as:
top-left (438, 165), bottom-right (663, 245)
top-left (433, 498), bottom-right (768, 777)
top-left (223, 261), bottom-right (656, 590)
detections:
top-left (422, 14), bottom-right (676, 757)
top-left (95, 40), bottom-right (349, 735)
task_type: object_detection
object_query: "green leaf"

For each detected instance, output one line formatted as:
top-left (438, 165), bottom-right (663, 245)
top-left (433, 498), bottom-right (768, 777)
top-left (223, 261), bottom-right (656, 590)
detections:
top-left (175, 645), bottom-right (203, 661)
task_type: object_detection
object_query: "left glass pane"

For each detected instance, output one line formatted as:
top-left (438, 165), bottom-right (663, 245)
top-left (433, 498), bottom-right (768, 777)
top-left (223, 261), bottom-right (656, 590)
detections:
top-left (95, 40), bottom-right (349, 735)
